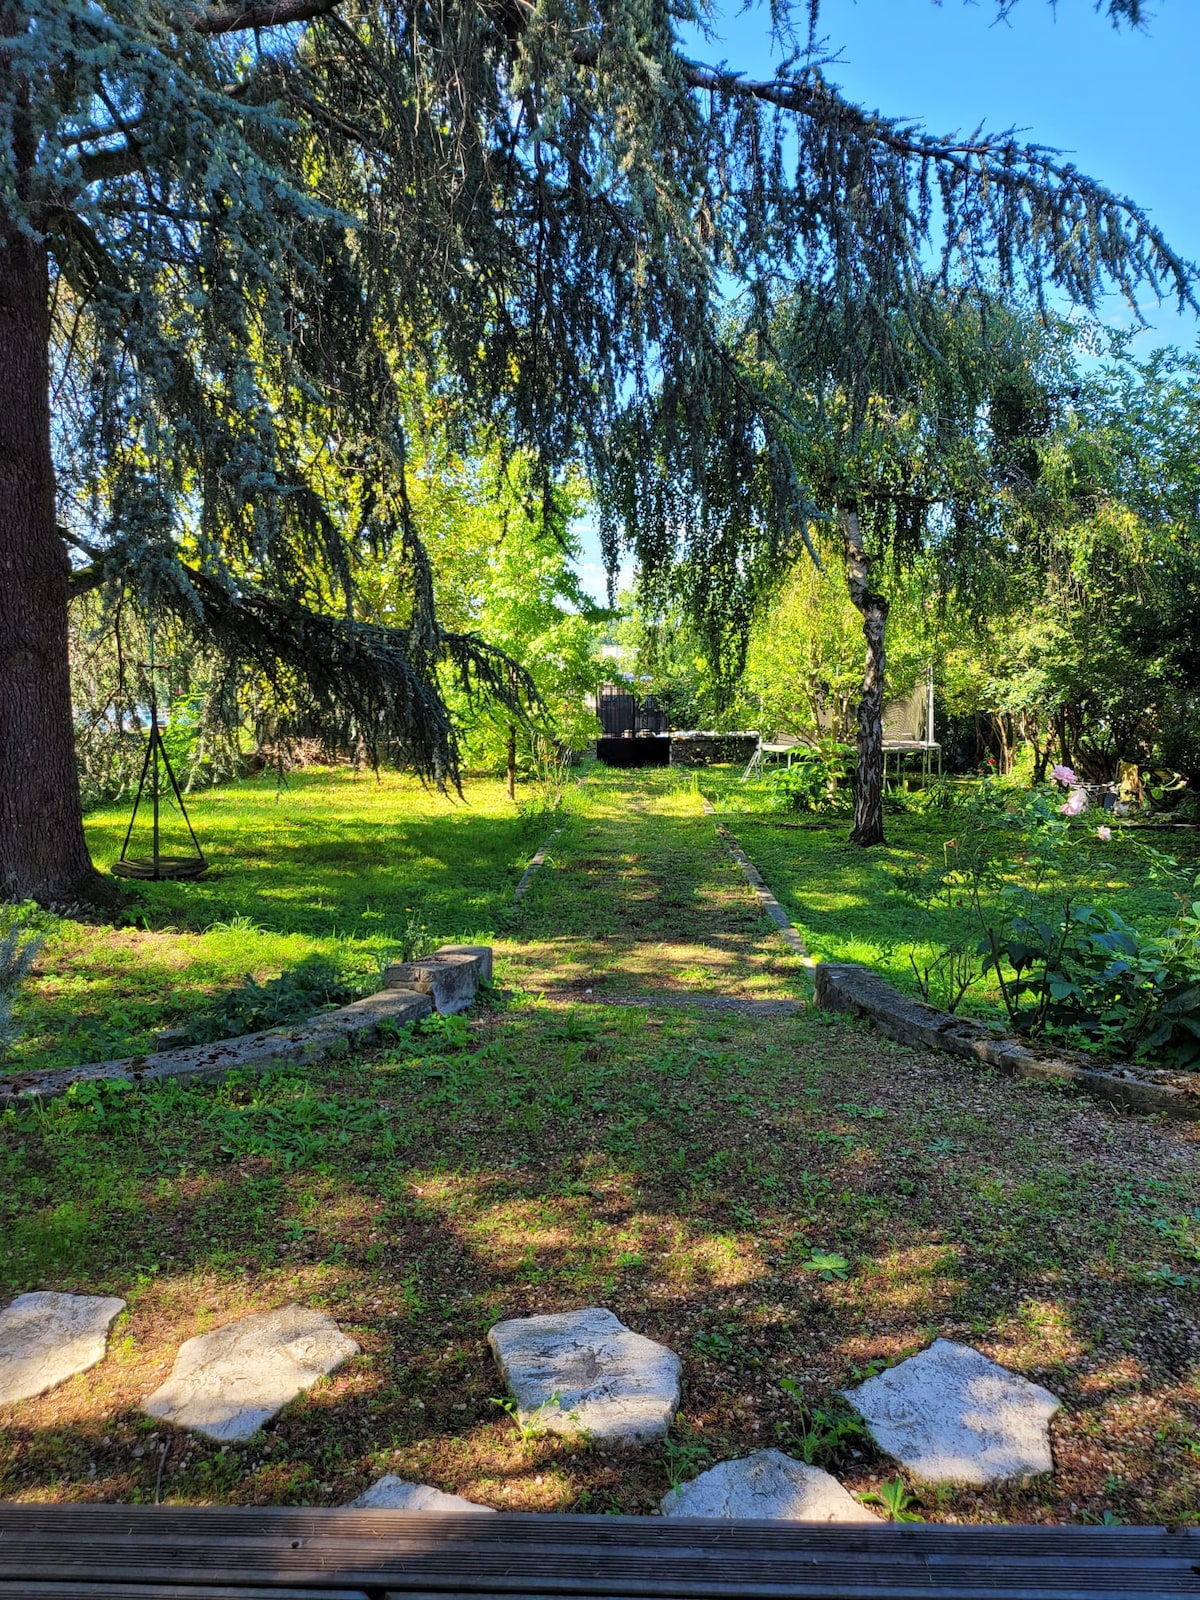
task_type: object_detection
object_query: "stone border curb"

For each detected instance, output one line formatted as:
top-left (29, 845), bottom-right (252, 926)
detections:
top-left (513, 826), bottom-right (564, 900)
top-left (700, 797), bottom-right (814, 969)
top-left (815, 962), bottom-right (1200, 1122)
top-left (1, 945), bottom-right (492, 1109)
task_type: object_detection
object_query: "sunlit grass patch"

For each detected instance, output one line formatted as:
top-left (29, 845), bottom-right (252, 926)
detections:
top-left (6, 769), bottom-right (535, 1073)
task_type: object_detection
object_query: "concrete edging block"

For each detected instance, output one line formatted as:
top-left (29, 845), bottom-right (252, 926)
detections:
top-left (0, 987), bottom-right (433, 1108)
top-left (813, 962), bottom-right (1199, 1121)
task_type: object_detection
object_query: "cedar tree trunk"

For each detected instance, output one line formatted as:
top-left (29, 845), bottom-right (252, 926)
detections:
top-left (841, 504), bottom-right (889, 848)
top-left (0, 87), bottom-right (104, 904)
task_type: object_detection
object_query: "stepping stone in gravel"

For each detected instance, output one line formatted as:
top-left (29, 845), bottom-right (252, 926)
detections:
top-left (660, 1450), bottom-right (879, 1521)
top-left (0, 1292), bottom-right (126, 1406)
top-left (843, 1338), bottom-right (1061, 1486)
top-left (488, 1307), bottom-right (681, 1446)
top-left (142, 1305), bottom-right (359, 1443)
top-left (348, 1475), bottom-right (495, 1513)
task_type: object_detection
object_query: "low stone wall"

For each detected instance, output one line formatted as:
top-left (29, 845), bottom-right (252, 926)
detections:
top-left (1, 945), bottom-right (492, 1108)
top-left (814, 962), bottom-right (1199, 1121)
top-left (669, 732), bottom-right (759, 767)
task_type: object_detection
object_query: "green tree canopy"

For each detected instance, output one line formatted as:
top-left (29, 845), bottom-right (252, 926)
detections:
top-left (1, 0), bottom-right (1194, 899)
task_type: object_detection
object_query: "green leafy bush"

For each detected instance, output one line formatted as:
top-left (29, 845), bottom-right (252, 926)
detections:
top-left (901, 778), bottom-right (1200, 1067)
top-left (762, 742), bottom-right (854, 813)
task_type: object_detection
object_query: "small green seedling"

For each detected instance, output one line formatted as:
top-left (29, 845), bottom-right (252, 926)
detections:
top-left (860, 1478), bottom-right (924, 1522)
top-left (802, 1250), bottom-right (850, 1281)
top-left (490, 1392), bottom-right (565, 1442)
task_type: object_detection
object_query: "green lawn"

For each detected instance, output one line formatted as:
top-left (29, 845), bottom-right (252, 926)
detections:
top-left (1, 768), bottom-right (1196, 1527)
top-left (4, 769), bottom-right (544, 1073)
top-left (701, 770), bottom-right (1200, 1025)
top-left (501, 767), bottom-right (806, 999)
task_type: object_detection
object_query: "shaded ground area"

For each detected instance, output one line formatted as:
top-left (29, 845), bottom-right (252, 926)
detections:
top-left (0, 1003), bottom-right (1196, 1522)
top-left (497, 769), bottom-right (806, 1000)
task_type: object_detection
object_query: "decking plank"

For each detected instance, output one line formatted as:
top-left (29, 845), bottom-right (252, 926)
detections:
top-left (0, 1507), bottom-right (1195, 1598)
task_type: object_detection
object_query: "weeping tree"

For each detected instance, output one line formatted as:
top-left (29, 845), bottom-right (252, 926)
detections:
top-left (606, 290), bottom-right (1074, 842)
top-left (770, 292), bottom-right (1079, 845)
top-left (1, 0), bottom-right (1193, 902)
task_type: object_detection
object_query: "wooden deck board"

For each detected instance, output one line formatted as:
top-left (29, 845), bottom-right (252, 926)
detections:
top-left (0, 1507), bottom-right (1196, 1598)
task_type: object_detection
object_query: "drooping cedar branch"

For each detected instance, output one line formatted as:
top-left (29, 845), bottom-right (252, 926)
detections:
top-left (1, 0), bottom-right (1194, 905)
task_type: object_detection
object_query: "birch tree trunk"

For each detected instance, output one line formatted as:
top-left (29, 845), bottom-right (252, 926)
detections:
top-left (841, 504), bottom-right (890, 848)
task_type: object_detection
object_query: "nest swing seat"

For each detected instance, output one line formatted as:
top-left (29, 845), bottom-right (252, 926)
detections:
top-left (111, 689), bottom-right (208, 883)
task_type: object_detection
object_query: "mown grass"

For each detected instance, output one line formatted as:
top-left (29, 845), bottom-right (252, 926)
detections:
top-left (701, 770), bottom-right (1200, 1024)
top-left (1, 1000), bottom-right (1196, 1523)
top-left (4, 769), bottom-right (547, 1073)
top-left (3, 766), bottom-right (1196, 1526)
top-left (502, 767), bottom-right (807, 999)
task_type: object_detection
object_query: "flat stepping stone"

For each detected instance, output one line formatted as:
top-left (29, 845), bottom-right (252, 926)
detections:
top-left (348, 1476), bottom-right (495, 1513)
top-left (843, 1338), bottom-right (1061, 1486)
top-left (142, 1304), bottom-right (358, 1442)
top-left (0, 1292), bottom-right (125, 1405)
top-left (488, 1307), bottom-right (681, 1445)
top-left (660, 1450), bottom-right (879, 1521)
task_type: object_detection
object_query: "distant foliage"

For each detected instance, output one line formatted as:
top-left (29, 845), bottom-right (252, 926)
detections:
top-left (901, 781), bottom-right (1200, 1066)
top-left (762, 744), bottom-right (855, 814)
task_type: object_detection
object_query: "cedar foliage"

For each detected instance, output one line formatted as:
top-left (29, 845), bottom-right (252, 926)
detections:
top-left (4, 0), bottom-right (1195, 788)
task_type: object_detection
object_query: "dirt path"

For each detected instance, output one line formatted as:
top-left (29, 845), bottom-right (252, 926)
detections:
top-left (496, 767), bottom-right (808, 1000)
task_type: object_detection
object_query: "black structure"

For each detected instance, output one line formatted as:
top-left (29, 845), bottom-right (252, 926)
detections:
top-left (596, 683), bottom-right (671, 766)
top-left (1, 1504), bottom-right (1197, 1596)
top-left (112, 675), bottom-right (207, 882)
top-left (597, 683), bottom-right (670, 737)
top-left (596, 735), bottom-right (670, 767)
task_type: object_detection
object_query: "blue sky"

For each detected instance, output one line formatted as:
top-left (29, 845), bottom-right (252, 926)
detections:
top-left (573, 0), bottom-right (1200, 602)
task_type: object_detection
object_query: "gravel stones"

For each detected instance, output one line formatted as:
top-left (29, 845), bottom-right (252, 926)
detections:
top-left (0, 1292), bottom-right (126, 1405)
top-left (844, 1339), bottom-right (1061, 1486)
top-left (488, 1307), bottom-right (681, 1445)
top-left (660, 1450), bottom-right (879, 1521)
top-left (348, 1476), bottom-right (495, 1513)
top-left (142, 1305), bottom-right (359, 1442)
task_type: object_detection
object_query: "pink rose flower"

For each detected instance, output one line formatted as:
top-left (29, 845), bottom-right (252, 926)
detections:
top-left (1060, 788), bottom-right (1088, 817)
top-left (1051, 764), bottom-right (1077, 786)
top-left (1096, 824), bottom-right (1112, 842)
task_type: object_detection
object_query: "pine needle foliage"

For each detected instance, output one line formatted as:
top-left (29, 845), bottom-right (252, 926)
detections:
top-left (4, 0), bottom-right (1193, 779)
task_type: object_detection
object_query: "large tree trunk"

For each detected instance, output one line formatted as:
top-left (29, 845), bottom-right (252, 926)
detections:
top-left (0, 92), bottom-right (104, 904)
top-left (841, 504), bottom-right (889, 848)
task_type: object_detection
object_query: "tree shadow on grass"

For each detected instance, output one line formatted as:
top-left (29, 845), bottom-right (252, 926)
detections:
top-left (1, 1002), bottom-right (1197, 1521)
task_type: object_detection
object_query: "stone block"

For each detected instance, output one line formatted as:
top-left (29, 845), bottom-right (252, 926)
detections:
top-left (1, 987), bottom-right (432, 1107)
top-left (143, 1304), bottom-right (359, 1442)
top-left (844, 1338), bottom-right (1060, 1486)
top-left (436, 944), bottom-right (494, 984)
top-left (382, 953), bottom-right (481, 1014)
top-left (0, 1292), bottom-right (126, 1406)
top-left (488, 1307), bottom-right (681, 1446)
top-left (347, 1475), bottom-right (495, 1513)
top-left (813, 962), bottom-right (1198, 1121)
top-left (660, 1450), bottom-right (879, 1521)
